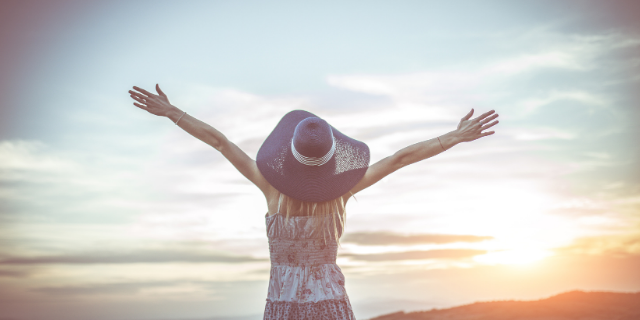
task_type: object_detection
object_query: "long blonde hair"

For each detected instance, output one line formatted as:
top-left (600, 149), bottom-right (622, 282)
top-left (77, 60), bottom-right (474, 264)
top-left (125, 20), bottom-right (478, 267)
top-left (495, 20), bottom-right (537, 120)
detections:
top-left (271, 190), bottom-right (352, 243)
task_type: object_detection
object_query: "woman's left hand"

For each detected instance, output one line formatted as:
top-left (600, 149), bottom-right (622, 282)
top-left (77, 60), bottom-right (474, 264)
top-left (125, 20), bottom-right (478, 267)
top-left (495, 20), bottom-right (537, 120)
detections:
top-left (129, 84), bottom-right (175, 117)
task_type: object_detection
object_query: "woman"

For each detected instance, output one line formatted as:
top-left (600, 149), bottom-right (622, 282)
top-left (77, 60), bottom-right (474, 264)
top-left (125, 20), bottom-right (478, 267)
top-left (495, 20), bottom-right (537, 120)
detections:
top-left (129, 84), bottom-right (499, 320)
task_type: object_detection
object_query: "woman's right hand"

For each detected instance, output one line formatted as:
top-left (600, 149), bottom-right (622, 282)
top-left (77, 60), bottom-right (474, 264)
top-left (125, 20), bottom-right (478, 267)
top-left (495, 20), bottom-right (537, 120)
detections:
top-left (129, 84), bottom-right (177, 117)
top-left (455, 108), bottom-right (499, 142)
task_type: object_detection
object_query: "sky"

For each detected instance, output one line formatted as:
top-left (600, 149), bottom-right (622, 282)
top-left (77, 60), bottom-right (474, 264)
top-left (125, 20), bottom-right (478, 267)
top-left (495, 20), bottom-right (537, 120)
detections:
top-left (0, 1), bottom-right (639, 319)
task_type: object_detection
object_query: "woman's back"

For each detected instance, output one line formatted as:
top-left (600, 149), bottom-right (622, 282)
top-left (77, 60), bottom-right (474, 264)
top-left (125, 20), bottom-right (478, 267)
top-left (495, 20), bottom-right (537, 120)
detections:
top-left (264, 211), bottom-right (355, 320)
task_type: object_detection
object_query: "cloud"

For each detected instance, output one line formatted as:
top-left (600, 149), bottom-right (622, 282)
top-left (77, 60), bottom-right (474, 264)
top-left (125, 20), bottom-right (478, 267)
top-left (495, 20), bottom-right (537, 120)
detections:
top-left (0, 268), bottom-right (30, 278)
top-left (0, 140), bottom-right (75, 174)
top-left (326, 48), bottom-right (591, 100)
top-left (342, 249), bottom-right (486, 262)
top-left (32, 280), bottom-right (182, 295)
top-left (555, 234), bottom-right (640, 257)
top-left (342, 231), bottom-right (493, 246)
top-left (31, 279), bottom-right (265, 296)
top-left (326, 32), bottom-right (638, 118)
top-left (507, 127), bottom-right (577, 141)
top-left (515, 90), bottom-right (610, 115)
top-left (0, 250), bottom-right (267, 265)
top-left (487, 51), bottom-right (586, 74)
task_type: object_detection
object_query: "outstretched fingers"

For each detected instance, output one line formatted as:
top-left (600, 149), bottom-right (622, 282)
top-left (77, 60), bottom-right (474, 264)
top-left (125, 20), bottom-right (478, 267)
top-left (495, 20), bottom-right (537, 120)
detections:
top-left (130, 94), bottom-right (145, 104)
top-left (132, 102), bottom-right (147, 110)
top-left (479, 113), bottom-right (499, 125)
top-left (461, 108), bottom-right (474, 121)
top-left (481, 120), bottom-right (499, 131)
top-left (129, 90), bottom-right (149, 101)
top-left (133, 86), bottom-right (154, 97)
top-left (471, 130), bottom-right (495, 141)
top-left (473, 110), bottom-right (495, 123)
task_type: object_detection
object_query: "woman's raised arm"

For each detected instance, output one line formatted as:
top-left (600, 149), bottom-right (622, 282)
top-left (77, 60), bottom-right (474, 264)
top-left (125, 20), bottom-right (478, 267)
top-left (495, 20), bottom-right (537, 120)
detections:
top-left (129, 85), bottom-right (271, 195)
top-left (348, 109), bottom-right (499, 196)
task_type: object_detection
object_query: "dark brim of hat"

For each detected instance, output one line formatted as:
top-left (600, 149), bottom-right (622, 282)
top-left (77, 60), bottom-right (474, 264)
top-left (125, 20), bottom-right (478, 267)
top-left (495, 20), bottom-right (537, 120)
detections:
top-left (257, 110), bottom-right (370, 202)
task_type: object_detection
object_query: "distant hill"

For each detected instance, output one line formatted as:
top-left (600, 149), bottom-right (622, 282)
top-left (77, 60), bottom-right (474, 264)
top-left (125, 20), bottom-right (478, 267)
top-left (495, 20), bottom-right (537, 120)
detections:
top-left (369, 291), bottom-right (640, 320)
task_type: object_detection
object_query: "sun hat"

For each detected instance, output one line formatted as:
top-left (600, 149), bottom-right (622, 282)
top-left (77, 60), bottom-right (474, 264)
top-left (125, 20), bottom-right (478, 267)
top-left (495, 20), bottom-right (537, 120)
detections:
top-left (256, 110), bottom-right (370, 202)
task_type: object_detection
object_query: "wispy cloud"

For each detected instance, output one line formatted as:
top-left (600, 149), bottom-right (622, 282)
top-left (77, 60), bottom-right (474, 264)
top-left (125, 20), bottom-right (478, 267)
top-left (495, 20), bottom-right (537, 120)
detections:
top-left (33, 280), bottom-right (187, 295)
top-left (0, 140), bottom-right (74, 172)
top-left (342, 232), bottom-right (492, 246)
top-left (342, 249), bottom-right (486, 261)
top-left (0, 268), bottom-right (30, 278)
top-left (555, 234), bottom-right (640, 257)
top-left (0, 250), bottom-right (266, 265)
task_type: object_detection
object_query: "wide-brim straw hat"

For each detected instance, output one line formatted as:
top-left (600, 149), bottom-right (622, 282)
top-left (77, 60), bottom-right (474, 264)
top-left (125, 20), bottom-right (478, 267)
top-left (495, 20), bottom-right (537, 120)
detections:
top-left (257, 110), bottom-right (370, 202)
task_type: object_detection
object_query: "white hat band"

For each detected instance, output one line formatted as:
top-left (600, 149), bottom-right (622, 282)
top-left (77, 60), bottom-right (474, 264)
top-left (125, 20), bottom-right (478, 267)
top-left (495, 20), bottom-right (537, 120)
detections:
top-left (291, 134), bottom-right (336, 166)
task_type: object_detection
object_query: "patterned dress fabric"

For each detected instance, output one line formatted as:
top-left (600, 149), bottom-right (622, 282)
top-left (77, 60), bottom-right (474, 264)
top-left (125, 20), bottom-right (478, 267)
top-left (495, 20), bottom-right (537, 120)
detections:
top-left (264, 212), bottom-right (356, 320)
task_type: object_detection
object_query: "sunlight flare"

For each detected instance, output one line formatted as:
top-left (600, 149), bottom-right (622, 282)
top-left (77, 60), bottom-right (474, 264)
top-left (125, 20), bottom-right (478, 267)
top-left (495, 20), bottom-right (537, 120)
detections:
top-left (474, 248), bottom-right (552, 265)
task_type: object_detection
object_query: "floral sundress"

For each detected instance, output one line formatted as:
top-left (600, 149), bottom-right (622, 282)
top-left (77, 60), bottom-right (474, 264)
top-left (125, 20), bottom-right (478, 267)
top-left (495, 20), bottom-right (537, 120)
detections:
top-left (263, 212), bottom-right (355, 320)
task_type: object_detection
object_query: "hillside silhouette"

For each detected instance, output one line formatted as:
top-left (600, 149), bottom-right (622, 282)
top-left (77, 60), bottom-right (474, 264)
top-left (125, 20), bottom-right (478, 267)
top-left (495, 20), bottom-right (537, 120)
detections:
top-left (369, 291), bottom-right (640, 320)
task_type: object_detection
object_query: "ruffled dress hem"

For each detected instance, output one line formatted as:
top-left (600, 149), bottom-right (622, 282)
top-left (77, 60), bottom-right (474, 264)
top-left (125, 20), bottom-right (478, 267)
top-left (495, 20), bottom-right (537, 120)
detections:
top-left (264, 298), bottom-right (356, 320)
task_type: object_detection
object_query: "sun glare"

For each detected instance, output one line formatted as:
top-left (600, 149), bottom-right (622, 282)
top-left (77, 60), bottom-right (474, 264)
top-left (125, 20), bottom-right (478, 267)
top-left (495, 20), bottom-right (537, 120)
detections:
top-left (474, 248), bottom-right (551, 265)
